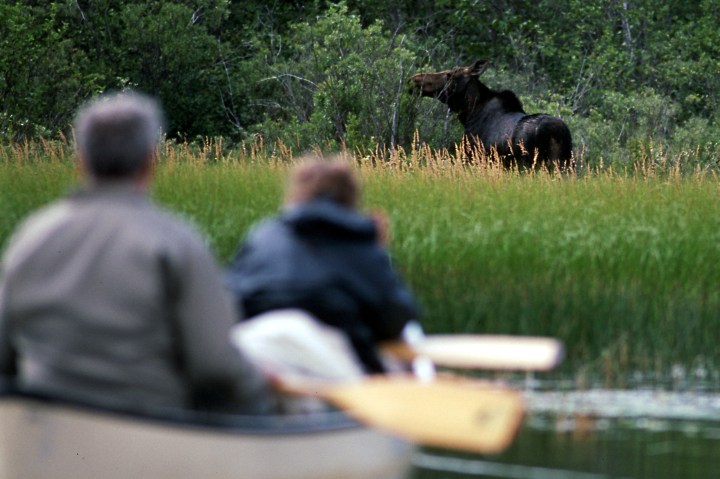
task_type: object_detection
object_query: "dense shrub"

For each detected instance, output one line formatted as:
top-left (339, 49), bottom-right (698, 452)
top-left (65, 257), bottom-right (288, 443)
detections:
top-left (246, 4), bottom-right (421, 152)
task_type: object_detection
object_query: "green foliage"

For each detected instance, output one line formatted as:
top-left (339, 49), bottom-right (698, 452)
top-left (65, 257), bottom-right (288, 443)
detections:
top-left (1, 0), bottom-right (719, 169)
top-left (363, 168), bottom-right (720, 375)
top-left (0, 3), bottom-right (101, 140)
top-left (249, 3), bottom-right (421, 151)
top-left (1, 0), bottom-right (235, 141)
top-left (117, 1), bottom-right (232, 138)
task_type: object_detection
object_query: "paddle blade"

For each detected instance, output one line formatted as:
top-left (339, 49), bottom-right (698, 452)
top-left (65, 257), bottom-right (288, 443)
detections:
top-left (323, 377), bottom-right (524, 454)
top-left (385, 335), bottom-right (564, 371)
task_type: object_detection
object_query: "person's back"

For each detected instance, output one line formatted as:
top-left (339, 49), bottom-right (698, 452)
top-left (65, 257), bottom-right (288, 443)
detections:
top-left (0, 92), bottom-right (273, 414)
top-left (227, 157), bottom-right (420, 374)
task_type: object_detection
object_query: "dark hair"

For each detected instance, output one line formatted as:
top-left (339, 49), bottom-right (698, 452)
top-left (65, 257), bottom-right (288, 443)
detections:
top-left (73, 91), bottom-right (164, 179)
top-left (285, 155), bottom-right (360, 208)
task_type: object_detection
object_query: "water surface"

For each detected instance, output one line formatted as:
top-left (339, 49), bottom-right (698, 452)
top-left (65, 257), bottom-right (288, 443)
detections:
top-left (410, 377), bottom-right (720, 478)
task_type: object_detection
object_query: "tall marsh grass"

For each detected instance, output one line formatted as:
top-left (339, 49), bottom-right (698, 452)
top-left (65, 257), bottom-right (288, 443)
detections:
top-left (2, 139), bottom-right (719, 384)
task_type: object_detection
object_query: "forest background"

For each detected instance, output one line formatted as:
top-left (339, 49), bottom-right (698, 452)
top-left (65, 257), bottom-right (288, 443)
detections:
top-left (2, 0), bottom-right (719, 168)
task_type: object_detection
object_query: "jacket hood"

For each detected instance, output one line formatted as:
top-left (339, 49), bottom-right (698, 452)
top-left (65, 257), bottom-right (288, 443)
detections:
top-left (281, 198), bottom-right (377, 241)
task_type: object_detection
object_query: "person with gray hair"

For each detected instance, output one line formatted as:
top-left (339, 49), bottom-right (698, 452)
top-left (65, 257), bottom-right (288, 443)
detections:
top-left (0, 91), bottom-right (276, 414)
top-left (73, 91), bottom-right (164, 179)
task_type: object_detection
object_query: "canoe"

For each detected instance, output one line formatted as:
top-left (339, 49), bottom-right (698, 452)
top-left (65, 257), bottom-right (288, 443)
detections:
top-left (0, 386), bottom-right (415, 479)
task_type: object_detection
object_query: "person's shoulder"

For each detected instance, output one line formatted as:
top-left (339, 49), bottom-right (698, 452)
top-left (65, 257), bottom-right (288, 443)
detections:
top-left (131, 203), bottom-right (212, 255)
top-left (20, 198), bottom-right (72, 225)
top-left (159, 206), bottom-right (207, 237)
top-left (2, 199), bottom-right (73, 252)
top-left (245, 215), bottom-right (287, 240)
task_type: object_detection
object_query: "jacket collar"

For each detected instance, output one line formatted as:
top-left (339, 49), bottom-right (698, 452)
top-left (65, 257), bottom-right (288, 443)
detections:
top-left (281, 198), bottom-right (377, 241)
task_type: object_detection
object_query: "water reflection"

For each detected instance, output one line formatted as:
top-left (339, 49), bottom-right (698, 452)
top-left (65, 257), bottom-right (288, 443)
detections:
top-left (410, 376), bottom-right (720, 479)
top-left (411, 414), bottom-right (720, 478)
top-left (525, 389), bottom-right (720, 422)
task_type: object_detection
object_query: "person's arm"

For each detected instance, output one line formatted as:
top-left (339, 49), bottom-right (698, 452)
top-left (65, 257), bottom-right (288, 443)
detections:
top-left (366, 248), bottom-right (422, 341)
top-left (170, 233), bottom-right (276, 414)
top-left (0, 272), bottom-right (17, 377)
top-left (224, 240), bottom-right (254, 315)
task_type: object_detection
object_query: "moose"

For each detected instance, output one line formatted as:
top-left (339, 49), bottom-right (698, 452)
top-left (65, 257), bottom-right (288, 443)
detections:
top-left (410, 60), bottom-right (573, 170)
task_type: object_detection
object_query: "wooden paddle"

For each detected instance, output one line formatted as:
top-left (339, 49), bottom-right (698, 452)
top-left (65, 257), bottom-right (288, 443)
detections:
top-left (279, 375), bottom-right (524, 454)
top-left (383, 335), bottom-right (564, 371)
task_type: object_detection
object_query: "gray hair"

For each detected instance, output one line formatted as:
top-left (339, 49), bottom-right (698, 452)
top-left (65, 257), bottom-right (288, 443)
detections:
top-left (73, 91), bottom-right (164, 179)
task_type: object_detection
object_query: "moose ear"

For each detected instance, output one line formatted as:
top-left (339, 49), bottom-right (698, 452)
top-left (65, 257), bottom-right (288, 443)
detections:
top-left (470, 60), bottom-right (489, 76)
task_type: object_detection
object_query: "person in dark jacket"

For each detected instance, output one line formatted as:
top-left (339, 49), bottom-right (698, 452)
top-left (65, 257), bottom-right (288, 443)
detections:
top-left (226, 156), bottom-right (420, 374)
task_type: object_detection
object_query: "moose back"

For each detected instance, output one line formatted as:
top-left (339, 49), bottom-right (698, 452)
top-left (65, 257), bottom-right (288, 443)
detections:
top-left (411, 60), bottom-right (573, 170)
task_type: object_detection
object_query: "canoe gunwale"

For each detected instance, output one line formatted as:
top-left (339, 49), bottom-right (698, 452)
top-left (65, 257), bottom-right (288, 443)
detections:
top-left (1, 380), bottom-right (416, 479)
top-left (0, 380), bottom-right (362, 436)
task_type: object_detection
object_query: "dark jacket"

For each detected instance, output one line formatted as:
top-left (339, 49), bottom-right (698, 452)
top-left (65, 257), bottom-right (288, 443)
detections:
top-left (226, 198), bottom-right (420, 373)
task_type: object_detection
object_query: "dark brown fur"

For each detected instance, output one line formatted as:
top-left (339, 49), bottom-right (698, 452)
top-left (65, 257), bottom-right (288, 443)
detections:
top-left (411, 60), bottom-right (573, 170)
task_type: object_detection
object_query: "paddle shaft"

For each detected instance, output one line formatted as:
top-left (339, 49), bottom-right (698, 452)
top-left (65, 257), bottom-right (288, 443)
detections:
top-left (383, 334), bottom-right (564, 371)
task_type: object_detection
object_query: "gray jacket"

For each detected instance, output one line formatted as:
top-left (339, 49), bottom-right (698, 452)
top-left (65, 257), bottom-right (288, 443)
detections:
top-left (0, 183), bottom-right (272, 414)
